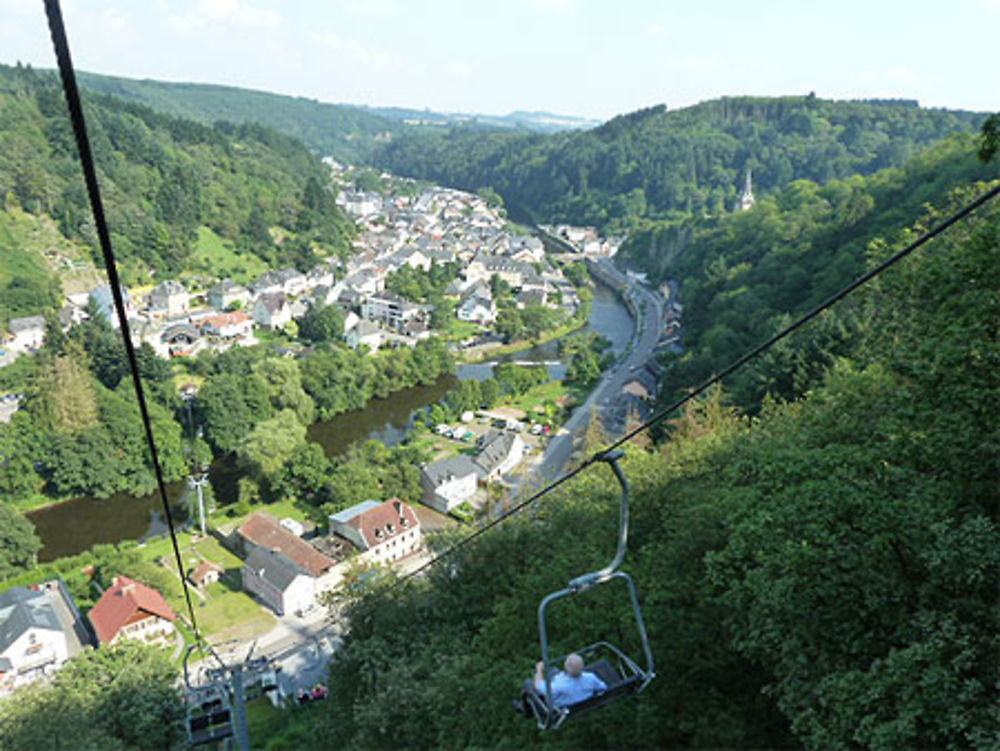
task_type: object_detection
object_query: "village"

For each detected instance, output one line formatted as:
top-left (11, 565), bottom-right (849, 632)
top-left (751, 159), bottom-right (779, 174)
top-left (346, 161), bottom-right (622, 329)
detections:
top-left (0, 170), bottom-right (636, 705)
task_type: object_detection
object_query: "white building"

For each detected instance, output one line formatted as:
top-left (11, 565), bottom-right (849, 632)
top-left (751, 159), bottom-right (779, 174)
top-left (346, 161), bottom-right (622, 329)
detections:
top-left (242, 547), bottom-right (315, 617)
top-left (89, 284), bottom-right (134, 329)
top-left (87, 576), bottom-right (177, 646)
top-left (253, 293), bottom-right (292, 330)
top-left (6, 316), bottom-right (46, 353)
top-left (209, 279), bottom-right (251, 311)
top-left (0, 587), bottom-right (71, 693)
top-left (420, 456), bottom-right (479, 513)
top-left (346, 320), bottom-right (384, 352)
top-left (474, 431), bottom-right (525, 482)
top-left (148, 280), bottom-right (190, 317)
top-left (328, 499), bottom-right (422, 566)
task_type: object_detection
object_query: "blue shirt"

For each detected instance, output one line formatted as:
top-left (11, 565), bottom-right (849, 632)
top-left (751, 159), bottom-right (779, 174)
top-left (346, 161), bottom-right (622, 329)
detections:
top-left (536, 670), bottom-right (607, 707)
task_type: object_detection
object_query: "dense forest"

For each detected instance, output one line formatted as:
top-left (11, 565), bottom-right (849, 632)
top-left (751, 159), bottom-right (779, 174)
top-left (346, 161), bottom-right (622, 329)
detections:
top-left (76, 70), bottom-right (401, 164)
top-left (0, 62), bottom-right (355, 327)
top-left (625, 133), bottom-right (999, 411)
top-left (254, 175), bottom-right (1000, 749)
top-left (372, 96), bottom-right (984, 229)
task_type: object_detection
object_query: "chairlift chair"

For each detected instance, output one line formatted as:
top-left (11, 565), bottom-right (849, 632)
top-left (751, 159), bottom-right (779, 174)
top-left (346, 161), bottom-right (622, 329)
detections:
top-left (186, 685), bottom-right (235, 746)
top-left (518, 449), bottom-right (655, 730)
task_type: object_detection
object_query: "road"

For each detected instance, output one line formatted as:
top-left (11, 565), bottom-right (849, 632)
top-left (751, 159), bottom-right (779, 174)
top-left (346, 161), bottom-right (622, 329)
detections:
top-left (533, 259), bottom-right (664, 482)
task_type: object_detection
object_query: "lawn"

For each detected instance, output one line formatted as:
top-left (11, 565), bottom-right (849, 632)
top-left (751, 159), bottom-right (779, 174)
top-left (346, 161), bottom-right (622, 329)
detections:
top-left (195, 590), bottom-right (277, 642)
top-left (500, 379), bottom-right (571, 420)
top-left (441, 319), bottom-right (482, 341)
top-left (184, 226), bottom-right (269, 284)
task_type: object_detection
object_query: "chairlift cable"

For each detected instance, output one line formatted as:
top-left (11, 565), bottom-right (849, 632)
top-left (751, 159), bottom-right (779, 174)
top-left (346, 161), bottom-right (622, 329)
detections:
top-left (43, 0), bottom-right (211, 656)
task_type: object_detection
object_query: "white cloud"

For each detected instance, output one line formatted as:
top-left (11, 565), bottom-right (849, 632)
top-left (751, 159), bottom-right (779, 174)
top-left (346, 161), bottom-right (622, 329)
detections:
top-left (330, 0), bottom-right (396, 15)
top-left (167, 0), bottom-right (281, 32)
top-left (885, 65), bottom-right (916, 83)
top-left (647, 23), bottom-right (666, 36)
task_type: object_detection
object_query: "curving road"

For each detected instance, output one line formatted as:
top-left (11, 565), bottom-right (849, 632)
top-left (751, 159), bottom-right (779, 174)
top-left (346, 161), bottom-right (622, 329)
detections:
top-left (533, 258), bottom-right (663, 482)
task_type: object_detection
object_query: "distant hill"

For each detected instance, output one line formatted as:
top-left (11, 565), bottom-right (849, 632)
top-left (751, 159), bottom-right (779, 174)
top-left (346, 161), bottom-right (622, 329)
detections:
top-left (371, 95), bottom-right (987, 229)
top-left (0, 63), bottom-right (354, 326)
top-left (74, 71), bottom-right (596, 162)
top-left (364, 105), bottom-right (600, 133)
top-left (75, 70), bottom-right (399, 163)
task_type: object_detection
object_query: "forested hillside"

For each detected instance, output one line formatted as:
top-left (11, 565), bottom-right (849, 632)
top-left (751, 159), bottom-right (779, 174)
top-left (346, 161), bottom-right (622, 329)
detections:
top-left (625, 134), bottom-right (998, 411)
top-left (372, 96), bottom-right (984, 228)
top-left (260, 183), bottom-right (1000, 750)
top-left (77, 70), bottom-right (399, 164)
top-left (0, 62), bottom-right (354, 326)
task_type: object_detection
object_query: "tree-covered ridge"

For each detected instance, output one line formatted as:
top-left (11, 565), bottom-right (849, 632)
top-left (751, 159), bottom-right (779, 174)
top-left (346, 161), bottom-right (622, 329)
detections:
top-left (76, 70), bottom-right (400, 164)
top-left (0, 62), bottom-right (354, 286)
top-left (626, 134), bottom-right (997, 412)
top-left (372, 95), bottom-right (984, 230)
top-left (264, 187), bottom-right (1000, 750)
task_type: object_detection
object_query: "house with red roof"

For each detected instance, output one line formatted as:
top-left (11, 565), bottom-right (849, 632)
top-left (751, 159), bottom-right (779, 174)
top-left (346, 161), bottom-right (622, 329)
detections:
top-left (87, 576), bottom-right (178, 646)
top-left (236, 512), bottom-right (345, 610)
top-left (327, 498), bottom-right (422, 566)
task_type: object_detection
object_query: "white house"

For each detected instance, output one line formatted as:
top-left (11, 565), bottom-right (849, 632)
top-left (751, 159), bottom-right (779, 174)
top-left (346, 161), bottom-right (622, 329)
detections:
top-left (236, 512), bottom-right (340, 597)
top-left (89, 284), bottom-right (134, 329)
top-left (148, 280), bottom-right (190, 317)
top-left (6, 316), bottom-right (46, 353)
top-left (420, 456), bottom-right (479, 513)
top-left (457, 291), bottom-right (497, 325)
top-left (0, 587), bottom-right (71, 693)
top-left (87, 576), bottom-right (177, 646)
top-left (328, 499), bottom-right (422, 566)
top-left (474, 431), bottom-right (525, 482)
top-left (242, 547), bottom-right (315, 616)
top-left (200, 311), bottom-right (254, 341)
top-left (342, 269), bottom-right (385, 297)
top-left (389, 247), bottom-right (432, 272)
top-left (276, 268), bottom-right (308, 297)
top-left (361, 293), bottom-right (424, 332)
top-left (346, 320), bottom-right (383, 352)
top-left (209, 279), bottom-right (251, 311)
top-left (253, 293), bottom-right (292, 330)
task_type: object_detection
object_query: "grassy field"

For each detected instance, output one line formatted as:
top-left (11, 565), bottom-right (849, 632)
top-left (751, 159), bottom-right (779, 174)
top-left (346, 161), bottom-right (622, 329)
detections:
top-left (195, 590), bottom-right (276, 642)
top-left (137, 532), bottom-right (278, 641)
top-left (0, 207), bottom-right (102, 325)
top-left (184, 226), bottom-right (269, 284)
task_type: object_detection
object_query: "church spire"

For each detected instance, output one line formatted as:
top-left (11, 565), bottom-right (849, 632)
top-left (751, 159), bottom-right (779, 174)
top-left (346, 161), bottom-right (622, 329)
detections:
top-left (736, 167), bottom-right (755, 212)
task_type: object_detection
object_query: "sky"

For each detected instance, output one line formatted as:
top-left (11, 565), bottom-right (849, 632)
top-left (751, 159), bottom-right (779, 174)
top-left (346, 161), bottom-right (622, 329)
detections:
top-left (0, 0), bottom-right (997, 122)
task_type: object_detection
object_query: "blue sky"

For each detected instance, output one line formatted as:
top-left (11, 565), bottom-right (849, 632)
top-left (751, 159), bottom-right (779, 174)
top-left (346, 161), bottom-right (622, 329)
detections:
top-left (1, 0), bottom-right (998, 121)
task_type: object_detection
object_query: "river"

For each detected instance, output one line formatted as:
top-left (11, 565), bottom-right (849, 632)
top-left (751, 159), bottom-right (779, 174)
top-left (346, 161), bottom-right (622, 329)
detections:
top-left (28, 283), bottom-right (633, 561)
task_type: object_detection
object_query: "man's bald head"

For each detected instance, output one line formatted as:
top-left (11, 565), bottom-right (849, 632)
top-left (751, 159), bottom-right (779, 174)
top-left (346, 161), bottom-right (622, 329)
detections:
top-left (564, 653), bottom-right (584, 678)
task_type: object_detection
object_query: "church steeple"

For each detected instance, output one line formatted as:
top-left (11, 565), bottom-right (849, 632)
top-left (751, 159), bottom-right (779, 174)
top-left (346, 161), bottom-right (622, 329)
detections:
top-left (736, 167), bottom-right (755, 212)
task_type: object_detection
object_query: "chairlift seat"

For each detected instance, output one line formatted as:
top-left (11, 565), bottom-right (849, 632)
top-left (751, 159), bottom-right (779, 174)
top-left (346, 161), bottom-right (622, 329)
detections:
top-left (519, 645), bottom-right (652, 729)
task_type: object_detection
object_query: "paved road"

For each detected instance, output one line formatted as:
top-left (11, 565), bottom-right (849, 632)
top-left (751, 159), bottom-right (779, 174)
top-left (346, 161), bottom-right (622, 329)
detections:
top-left (533, 260), bottom-right (663, 482)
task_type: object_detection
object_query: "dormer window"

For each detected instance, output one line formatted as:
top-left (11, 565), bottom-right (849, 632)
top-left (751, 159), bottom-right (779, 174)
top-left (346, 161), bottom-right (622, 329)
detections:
top-left (386, 523), bottom-right (395, 535)
top-left (400, 517), bottom-right (409, 528)
top-left (374, 528), bottom-right (384, 540)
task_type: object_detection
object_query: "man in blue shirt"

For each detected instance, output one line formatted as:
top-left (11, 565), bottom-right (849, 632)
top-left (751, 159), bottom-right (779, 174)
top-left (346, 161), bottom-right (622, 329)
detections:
top-left (533, 653), bottom-right (607, 708)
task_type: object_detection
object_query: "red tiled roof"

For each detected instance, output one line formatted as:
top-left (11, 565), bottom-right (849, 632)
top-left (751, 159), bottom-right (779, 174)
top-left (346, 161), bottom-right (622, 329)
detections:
top-left (347, 498), bottom-right (420, 549)
top-left (88, 575), bottom-right (177, 645)
top-left (238, 512), bottom-right (335, 577)
top-left (202, 311), bottom-right (251, 329)
top-left (188, 560), bottom-right (224, 586)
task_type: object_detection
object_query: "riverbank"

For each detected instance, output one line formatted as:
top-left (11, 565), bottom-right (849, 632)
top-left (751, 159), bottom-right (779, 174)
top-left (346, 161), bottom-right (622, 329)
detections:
top-left (458, 317), bottom-right (587, 364)
top-left (22, 283), bottom-right (634, 562)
